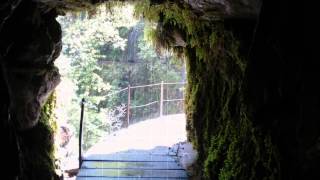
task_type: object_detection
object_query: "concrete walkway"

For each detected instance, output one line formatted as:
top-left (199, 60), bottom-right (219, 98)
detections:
top-left (76, 114), bottom-right (189, 179)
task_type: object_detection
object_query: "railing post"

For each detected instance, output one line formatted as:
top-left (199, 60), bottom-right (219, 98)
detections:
top-left (79, 98), bottom-right (85, 169)
top-left (127, 85), bottom-right (131, 127)
top-left (160, 81), bottom-right (163, 117)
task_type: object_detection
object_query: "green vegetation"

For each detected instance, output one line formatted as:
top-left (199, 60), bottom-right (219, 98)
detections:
top-left (56, 3), bottom-right (185, 151)
top-left (135, 0), bottom-right (280, 179)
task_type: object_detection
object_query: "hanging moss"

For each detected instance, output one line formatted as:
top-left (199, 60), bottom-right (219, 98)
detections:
top-left (135, 1), bottom-right (280, 179)
top-left (19, 92), bottom-right (59, 180)
top-left (134, 0), bottom-right (220, 57)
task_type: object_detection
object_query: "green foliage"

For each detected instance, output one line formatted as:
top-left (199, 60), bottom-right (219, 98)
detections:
top-left (57, 3), bottom-right (185, 151)
top-left (57, 5), bottom-right (136, 151)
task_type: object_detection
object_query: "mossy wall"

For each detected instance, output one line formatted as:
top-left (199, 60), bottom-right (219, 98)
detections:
top-left (137, 0), bottom-right (319, 179)
top-left (184, 26), bottom-right (280, 180)
top-left (138, 1), bottom-right (280, 179)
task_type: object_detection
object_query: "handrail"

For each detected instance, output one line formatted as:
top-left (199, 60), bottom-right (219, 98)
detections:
top-left (106, 87), bottom-right (128, 97)
top-left (163, 98), bottom-right (185, 102)
top-left (162, 82), bottom-right (187, 85)
top-left (130, 100), bottom-right (159, 109)
top-left (129, 81), bottom-right (186, 89)
top-left (105, 82), bottom-right (186, 97)
top-left (79, 98), bottom-right (85, 169)
top-left (130, 83), bottom-right (161, 89)
top-left (79, 81), bottom-right (187, 158)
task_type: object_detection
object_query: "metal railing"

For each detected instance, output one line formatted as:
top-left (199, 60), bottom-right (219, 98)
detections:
top-left (79, 98), bottom-right (85, 168)
top-left (78, 81), bottom-right (186, 168)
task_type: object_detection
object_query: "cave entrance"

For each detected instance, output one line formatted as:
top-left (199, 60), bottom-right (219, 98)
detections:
top-left (54, 3), bottom-right (189, 178)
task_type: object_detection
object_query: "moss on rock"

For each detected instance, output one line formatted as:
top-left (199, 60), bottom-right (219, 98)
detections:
top-left (136, 1), bottom-right (280, 179)
top-left (19, 92), bottom-right (59, 180)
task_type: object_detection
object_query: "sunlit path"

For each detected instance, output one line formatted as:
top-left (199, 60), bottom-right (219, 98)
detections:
top-left (86, 114), bottom-right (186, 155)
top-left (76, 114), bottom-right (188, 179)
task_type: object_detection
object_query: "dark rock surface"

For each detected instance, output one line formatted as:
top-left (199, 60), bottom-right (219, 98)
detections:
top-left (1, 0), bottom-right (61, 179)
top-left (1, 0), bottom-right (61, 130)
top-left (246, 1), bottom-right (318, 179)
top-left (183, 0), bottom-right (262, 19)
top-left (8, 66), bottom-right (60, 130)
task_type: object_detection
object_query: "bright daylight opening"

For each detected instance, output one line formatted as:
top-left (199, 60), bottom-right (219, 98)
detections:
top-left (54, 2), bottom-right (195, 179)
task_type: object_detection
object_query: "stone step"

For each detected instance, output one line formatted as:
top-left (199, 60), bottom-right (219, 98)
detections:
top-left (84, 153), bottom-right (176, 162)
top-left (77, 177), bottom-right (187, 180)
top-left (77, 168), bottom-right (188, 178)
top-left (82, 161), bottom-right (183, 170)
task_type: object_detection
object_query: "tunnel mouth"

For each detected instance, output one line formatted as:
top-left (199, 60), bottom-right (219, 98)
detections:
top-left (54, 2), bottom-right (191, 178)
top-left (1, 0), bottom-right (313, 179)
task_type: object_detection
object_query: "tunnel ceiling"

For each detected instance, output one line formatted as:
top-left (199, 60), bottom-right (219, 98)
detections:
top-left (35, 0), bottom-right (262, 18)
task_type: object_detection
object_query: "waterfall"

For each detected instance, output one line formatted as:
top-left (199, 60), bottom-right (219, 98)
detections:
top-left (125, 22), bottom-right (144, 63)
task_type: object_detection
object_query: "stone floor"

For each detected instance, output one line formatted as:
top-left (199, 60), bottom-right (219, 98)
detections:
top-left (76, 114), bottom-right (196, 179)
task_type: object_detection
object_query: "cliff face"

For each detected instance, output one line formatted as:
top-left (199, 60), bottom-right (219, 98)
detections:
top-left (0, 0), bottom-right (315, 179)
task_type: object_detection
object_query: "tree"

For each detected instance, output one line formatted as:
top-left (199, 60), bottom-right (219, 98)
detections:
top-left (57, 4), bottom-right (137, 151)
top-left (56, 4), bottom-right (185, 151)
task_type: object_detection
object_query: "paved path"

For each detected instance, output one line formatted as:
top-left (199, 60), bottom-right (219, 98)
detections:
top-left (76, 114), bottom-right (188, 179)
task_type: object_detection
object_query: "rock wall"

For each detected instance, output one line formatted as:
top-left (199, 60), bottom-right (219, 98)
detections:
top-left (247, 1), bottom-right (319, 179)
top-left (139, 0), bottom-right (316, 179)
top-left (1, 0), bottom-right (61, 130)
top-left (0, 0), bottom-right (61, 179)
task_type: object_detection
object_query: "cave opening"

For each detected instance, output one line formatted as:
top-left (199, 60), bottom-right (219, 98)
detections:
top-left (0, 0), bottom-right (315, 180)
top-left (54, 3), bottom-right (192, 179)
